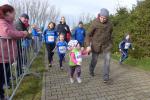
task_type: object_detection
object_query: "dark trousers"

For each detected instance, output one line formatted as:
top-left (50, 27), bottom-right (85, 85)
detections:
top-left (120, 50), bottom-right (128, 62)
top-left (46, 43), bottom-right (55, 64)
top-left (0, 63), bottom-right (10, 98)
top-left (17, 40), bottom-right (23, 77)
top-left (58, 54), bottom-right (65, 67)
top-left (70, 65), bottom-right (81, 78)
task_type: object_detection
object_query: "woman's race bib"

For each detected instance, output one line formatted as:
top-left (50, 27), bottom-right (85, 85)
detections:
top-left (48, 36), bottom-right (54, 42)
top-left (124, 43), bottom-right (131, 49)
top-left (59, 46), bottom-right (67, 53)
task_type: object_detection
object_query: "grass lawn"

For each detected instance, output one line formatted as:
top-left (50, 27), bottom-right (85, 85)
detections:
top-left (13, 46), bottom-right (46, 100)
top-left (112, 53), bottom-right (150, 71)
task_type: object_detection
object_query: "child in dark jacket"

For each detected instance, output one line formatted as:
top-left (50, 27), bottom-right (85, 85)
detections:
top-left (119, 34), bottom-right (134, 64)
top-left (44, 22), bottom-right (58, 67)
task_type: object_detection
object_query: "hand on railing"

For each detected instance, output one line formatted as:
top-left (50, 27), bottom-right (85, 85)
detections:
top-left (24, 31), bottom-right (29, 37)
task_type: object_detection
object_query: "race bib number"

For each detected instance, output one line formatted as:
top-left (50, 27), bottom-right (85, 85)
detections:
top-left (59, 46), bottom-right (67, 53)
top-left (48, 36), bottom-right (54, 42)
top-left (124, 43), bottom-right (131, 49)
top-left (76, 52), bottom-right (82, 63)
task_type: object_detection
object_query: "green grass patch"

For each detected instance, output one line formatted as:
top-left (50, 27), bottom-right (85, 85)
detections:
top-left (112, 53), bottom-right (150, 71)
top-left (13, 46), bottom-right (46, 100)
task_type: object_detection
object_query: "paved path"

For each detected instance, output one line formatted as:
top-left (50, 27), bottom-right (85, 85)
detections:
top-left (41, 53), bottom-right (150, 100)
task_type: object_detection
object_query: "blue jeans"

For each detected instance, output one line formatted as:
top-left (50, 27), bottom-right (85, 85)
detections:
top-left (120, 50), bottom-right (128, 63)
top-left (33, 36), bottom-right (39, 53)
top-left (58, 54), bottom-right (65, 67)
top-left (89, 51), bottom-right (111, 81)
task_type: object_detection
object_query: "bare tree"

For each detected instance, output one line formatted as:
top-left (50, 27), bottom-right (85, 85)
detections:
top-left (79, 13), bottom-right (94, 24)
top-left (10, 0), bottom-right (60, 28)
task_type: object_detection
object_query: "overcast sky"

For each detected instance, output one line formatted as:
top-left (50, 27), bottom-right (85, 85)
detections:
top-left (0, 0), bottom-right (138, 27)
top-left (50, 0), bottom-right (137, 16)
top-left (49, 0), bottom-right (137, 26)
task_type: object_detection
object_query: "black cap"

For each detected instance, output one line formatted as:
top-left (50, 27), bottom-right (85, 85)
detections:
top-left (20, 13), bottom-right (29, 19)
top-left (79, 21), bottom-right (83, 25)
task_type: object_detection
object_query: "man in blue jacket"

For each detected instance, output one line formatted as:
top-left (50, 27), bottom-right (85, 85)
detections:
top-left (73, 21), bottom-right (86, 47)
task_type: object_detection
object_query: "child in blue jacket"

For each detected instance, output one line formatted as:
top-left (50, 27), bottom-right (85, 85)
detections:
top-left (44, 22), bottom-right (58, 67)
top-left (119, 34), bottom-right (134, 64)
top-left (56, 33), bottom-right (68, 69)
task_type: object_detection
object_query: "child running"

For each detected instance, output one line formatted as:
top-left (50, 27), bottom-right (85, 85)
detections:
top-left (56, 33), bottom-right (68, 70)
top-left (119, 33), bottom-right (134, 64)
top-left (68, 40), bottom-right (86, 83)
top-left (44, 22), bottom-right (58, 67)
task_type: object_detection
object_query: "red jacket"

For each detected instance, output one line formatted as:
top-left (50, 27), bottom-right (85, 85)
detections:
top-left (0, 19), bottom-right (27, 63)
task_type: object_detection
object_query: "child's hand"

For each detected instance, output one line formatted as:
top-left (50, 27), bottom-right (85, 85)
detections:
top-left (77, 62), bottom-right (81, 65)
top-left (119, 49), bottom-right (122, 52)
top-left (86, 46), bottom-right (91, 53)
top-left (81, 47), bottom-right (84, 51)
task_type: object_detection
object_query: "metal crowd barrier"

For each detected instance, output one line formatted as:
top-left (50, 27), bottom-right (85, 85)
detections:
top-left (0, 36), bottom-right (42, 100)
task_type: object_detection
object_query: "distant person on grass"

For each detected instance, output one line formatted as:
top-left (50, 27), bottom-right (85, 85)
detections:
top-left (119, 33), bottom-right (134, 64)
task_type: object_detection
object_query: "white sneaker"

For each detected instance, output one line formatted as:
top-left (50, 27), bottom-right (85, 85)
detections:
top-left (60, 67), bottom-right (64, 70)
top-left (70, 78), bottom-right (74, 83)
top-left (76, 77), bottom-right (82, 83)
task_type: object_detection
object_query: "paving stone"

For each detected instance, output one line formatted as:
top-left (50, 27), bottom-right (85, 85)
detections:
top-left (41, 52), bottom-right (150, 100)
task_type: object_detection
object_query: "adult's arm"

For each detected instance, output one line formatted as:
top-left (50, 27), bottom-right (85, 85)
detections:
top-left (1, 22), bottom-right (27, 39)
top-left (85, 20), bottom-right (96, 47)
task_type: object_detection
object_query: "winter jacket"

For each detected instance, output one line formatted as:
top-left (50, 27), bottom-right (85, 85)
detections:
top-left (15, 19), bottom-right (28, 31)
top-left (43, 28), bottom-right (58, 44)
top-left (119, 39), bottom-right (132, 51)
top-left (85, 18), bottom-right (113, 53)
top-left (74, 27), bottom-right (86, 44)
top-left (0, 19), bottom-right (27, 63)
top-left (32, 28), bottom-right (39, 36)
top-left (56, 22), bottom-right (71, 42)
top-left (15, 19), bottom-right (31, 48)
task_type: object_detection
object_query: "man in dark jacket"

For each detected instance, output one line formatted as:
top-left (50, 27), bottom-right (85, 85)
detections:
top-left (15, 13), bottom-right (30, 76)
top-left (85, 8), bottom-right (113, 83)
top-left (56, 16), bottom-right (71, 42)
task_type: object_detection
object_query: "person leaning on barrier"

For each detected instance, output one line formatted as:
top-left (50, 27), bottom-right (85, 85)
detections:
top-left (15, 13), bottom-right (31, 77)
top-left (0, 4), bottom-right (29, 100)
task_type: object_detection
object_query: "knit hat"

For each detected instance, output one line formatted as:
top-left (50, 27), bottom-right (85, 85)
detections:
top-left (20, 13), bottom-right (29, 19)
top-left (100, 8), bottom-right (109, 17)
top-left (68, 40), bottom-right (78, 48)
